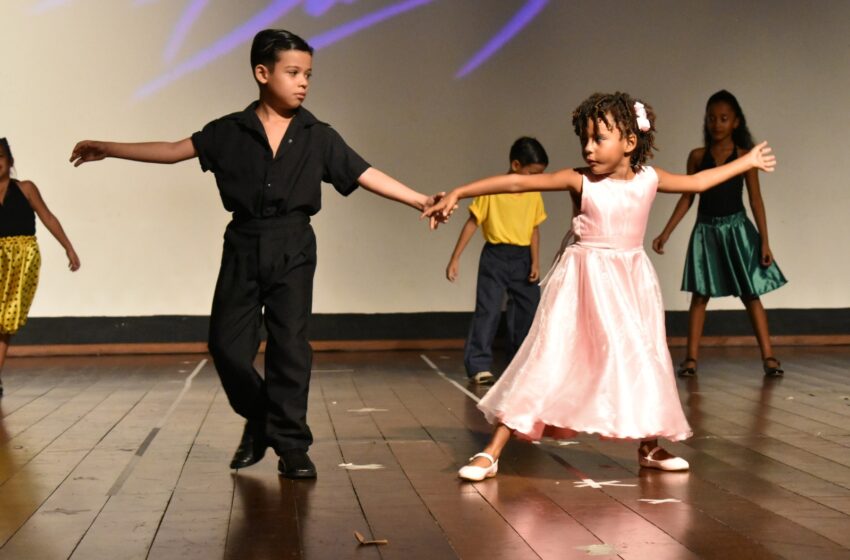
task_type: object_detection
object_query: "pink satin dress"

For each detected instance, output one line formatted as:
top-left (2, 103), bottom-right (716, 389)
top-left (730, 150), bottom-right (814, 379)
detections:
top-left (478, 167), bottom-right (692, 442)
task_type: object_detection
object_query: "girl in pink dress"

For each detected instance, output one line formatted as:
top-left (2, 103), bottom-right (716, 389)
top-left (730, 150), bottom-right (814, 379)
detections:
top-left (424, 92), bottom-right (776, 480)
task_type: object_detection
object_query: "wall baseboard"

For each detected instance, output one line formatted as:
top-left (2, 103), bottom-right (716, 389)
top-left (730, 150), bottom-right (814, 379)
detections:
top-left (8, 309), bottom-right (849, 357)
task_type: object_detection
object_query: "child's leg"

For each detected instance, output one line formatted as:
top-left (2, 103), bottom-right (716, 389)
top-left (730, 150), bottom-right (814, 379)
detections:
top-left (741, 296), bottom-right (777, 362)
top-left (464, 246), bottom-right (508, 377)
top-left (505, 248), bottom-right (540, 361)
top-left (207, 236), bottom-right (266, 426)
top-left (683, 293), bottom-right (710, 364)
top-left (0, 333), bottom-right (9, 394)
top-left (261, 228), bottom-right (318, 454)
top-left (467, 423), bottom-right (513, 468)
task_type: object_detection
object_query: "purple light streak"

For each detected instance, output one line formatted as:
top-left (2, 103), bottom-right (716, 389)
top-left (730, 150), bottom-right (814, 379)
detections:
top-left (455, 0), bottom-right (549, 78)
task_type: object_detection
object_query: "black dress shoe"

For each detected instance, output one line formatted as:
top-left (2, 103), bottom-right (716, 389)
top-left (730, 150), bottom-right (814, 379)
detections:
top-left (278, 449), bottom-right (317, 479)
top-left (229, 423), bottom-right (268, 469)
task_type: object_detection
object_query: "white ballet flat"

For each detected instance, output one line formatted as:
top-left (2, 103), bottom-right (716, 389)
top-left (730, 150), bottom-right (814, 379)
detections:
top-left (458, 452), bottom-right (498, 481)
top-left (638, 446), bottom-right (689, 471)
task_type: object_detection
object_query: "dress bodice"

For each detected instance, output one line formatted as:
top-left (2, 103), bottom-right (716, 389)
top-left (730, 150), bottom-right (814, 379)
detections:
top-left (573, 167), bottom-right (657, 250)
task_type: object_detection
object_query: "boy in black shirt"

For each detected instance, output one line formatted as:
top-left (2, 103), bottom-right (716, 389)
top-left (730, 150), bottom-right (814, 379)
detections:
top-left (71, 29), bottom-right (442, 478)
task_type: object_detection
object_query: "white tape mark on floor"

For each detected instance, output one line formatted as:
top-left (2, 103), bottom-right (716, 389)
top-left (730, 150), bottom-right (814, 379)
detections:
top-left (107, 359), bottom-right (207, 496)
top-left (420, 354), bottom-right (481, 403)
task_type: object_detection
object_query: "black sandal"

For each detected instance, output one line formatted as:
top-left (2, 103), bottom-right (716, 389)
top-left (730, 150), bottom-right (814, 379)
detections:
top-left (763, 357), bottom-right (784, 377)
top-left (676, 357), bottom-right (698, 378)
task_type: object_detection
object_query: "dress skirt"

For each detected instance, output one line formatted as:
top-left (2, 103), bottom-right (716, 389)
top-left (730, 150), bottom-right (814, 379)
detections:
top-left (477, 241), bottom-right (692, 442)
top-left (0, 236), bottom-right (41, 335)
top-left (682, 211), bottom-right (787, 297)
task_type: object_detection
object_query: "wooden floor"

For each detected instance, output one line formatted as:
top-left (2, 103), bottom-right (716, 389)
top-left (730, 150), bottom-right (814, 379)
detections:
top-left (0, 347), bottom-right (849, 559)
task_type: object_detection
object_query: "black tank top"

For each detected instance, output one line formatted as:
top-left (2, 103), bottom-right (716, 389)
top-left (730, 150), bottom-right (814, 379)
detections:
top-left (0, 180), bottom-right (36, 237)
top-left (696, 148), bottom-right (745, 217)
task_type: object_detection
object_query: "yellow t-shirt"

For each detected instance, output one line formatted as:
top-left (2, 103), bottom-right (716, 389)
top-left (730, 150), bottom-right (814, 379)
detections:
top-left (469, 192), bottom-right (546, 246)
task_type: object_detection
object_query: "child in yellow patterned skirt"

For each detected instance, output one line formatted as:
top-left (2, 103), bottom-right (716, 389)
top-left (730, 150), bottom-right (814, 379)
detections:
top-left (0, 138), bottom-right (80, 395)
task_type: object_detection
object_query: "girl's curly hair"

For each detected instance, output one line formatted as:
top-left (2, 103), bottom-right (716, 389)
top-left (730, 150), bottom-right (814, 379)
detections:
top-left (571, 92), bottom-right (657, 171)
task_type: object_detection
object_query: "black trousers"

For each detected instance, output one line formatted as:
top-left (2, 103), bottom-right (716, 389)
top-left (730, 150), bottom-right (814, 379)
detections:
top-left (208, 215), bottom-right (316, 453)
top-left (464, 243), bottom-right (540, 376)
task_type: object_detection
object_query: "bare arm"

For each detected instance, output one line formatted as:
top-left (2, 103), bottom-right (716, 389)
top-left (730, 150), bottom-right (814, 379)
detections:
top-left (656, 141), bottom-right (775, 193)
top-left (529, 226), bottom-right (540, 282)
top-left (424, 167), bottom-right (583, 220)
top-left (446, 215), bottom-right (478, 282)
top-left (651, 149), bottom-right (699, 254)
top-left (743, 162), bottom-right (774, 266)
top-left (18, 181), bottom-right (80, 271)
top-left (70, 138), bottom-right (197, 166)
top-left (357, 167), bottom-right (431, 210)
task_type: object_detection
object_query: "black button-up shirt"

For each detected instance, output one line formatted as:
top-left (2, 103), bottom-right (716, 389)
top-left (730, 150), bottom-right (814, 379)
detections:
top-left (191, 102), bottom-right (370, 219)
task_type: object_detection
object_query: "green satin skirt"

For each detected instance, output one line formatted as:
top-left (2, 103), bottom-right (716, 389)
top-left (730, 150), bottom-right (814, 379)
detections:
top-left (681, 211), bottom-right (787, 298)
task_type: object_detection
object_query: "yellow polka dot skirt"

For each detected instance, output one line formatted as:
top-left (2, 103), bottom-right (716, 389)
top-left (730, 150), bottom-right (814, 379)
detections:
top-left (0, 236), bottom-right (41, 335)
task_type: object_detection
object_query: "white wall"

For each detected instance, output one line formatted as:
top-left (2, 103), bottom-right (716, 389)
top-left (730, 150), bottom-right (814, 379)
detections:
top-left (5, 0), bottom-right (848, 316)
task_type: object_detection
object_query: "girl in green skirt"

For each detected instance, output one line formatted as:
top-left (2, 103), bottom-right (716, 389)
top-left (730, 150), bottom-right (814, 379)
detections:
top-left (652, 91), bottom-right (786, 377)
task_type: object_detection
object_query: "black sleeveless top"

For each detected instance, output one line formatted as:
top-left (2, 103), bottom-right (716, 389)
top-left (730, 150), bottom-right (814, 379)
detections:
top-left (696, 148), bottom-right (745, 217)
top-left (0, 180), bottom-right (36, 237)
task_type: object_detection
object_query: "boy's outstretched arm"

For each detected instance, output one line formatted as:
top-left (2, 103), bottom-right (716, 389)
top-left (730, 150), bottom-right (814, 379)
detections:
top-left (70, 138), bottom-right (197, 166)
top-left (357, 167), bottom-right (447, 229)
top-left (446, 216), bottom-right (478, 282)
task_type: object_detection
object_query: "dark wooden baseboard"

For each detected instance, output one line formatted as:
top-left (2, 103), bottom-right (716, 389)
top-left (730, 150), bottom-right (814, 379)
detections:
top-left (9, 334), bottom-right (850, 357)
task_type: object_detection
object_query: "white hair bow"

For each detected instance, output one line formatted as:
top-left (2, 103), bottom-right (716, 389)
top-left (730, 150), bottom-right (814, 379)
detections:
top-left (634, 102), bottom-right (651, 132)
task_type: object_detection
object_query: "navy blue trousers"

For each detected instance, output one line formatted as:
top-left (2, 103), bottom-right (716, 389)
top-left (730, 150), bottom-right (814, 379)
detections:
top-left (464, 243), bottom-right (540, 377)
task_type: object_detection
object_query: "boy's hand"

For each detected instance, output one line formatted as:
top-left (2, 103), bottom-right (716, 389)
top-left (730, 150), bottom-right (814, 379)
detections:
top-left (70, 140), bottom-right (108, 167)
top-left (651, 233), bottom-right (668, 254)
top-left (422, 191), bottom-right (459, 228)
top-left (528, 263), bottom-right (539, 283)
top-left (67, 249), bottom-right (81, 271)
top-left (446, 259), bottom-right (459, 282)
top-left (749, 141), bottom-right (776, 173)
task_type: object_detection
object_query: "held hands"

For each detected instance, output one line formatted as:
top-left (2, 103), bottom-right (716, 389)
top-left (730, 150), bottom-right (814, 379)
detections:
top-left (66, 248), bottom-right (81, 271)
top-left (651, 233), bottom-right (669, 255)
top-left (69, 141), bottom-right (108, 167)
top-left (423, 192), bottom-right (452, 230)
top-left (422, 190), bottom-right (459, 229)
top-left (749, 141), bottom-right (776, 173)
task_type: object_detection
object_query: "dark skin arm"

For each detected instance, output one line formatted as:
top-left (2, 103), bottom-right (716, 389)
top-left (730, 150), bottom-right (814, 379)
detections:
top-left (740, 148), bottom-right (774, 266)
top-left (652, 148), bottom-right (700, 254)
top-left (17, 181), bottom-right (80, 270)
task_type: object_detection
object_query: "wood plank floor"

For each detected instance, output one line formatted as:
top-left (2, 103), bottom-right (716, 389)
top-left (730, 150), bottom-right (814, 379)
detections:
top-left (0, 347), bottom-right (848, 559)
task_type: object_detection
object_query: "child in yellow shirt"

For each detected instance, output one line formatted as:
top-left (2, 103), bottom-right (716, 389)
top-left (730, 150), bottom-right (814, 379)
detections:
top-left (446, 137), bottom-right (547, 384)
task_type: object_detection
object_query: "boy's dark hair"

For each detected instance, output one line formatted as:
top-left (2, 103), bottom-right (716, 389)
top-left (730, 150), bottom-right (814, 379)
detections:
top-left (0, 137), bottom-right (12, 166)
top-left (510, 136), bottom-right (548, 167)
top-left (250, 29), bottom-right (313, 70)
top-left (572, 92), bottom-right (657, 171)
top-left (703, 90), bottom-right (754, 150)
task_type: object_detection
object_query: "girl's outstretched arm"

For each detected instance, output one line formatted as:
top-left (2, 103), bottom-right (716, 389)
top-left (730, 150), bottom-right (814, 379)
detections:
top-left (652, 149), bottom-right (700, 254)
top-left (656, 142), bottom-right (775, 193)
top-left (423, 167), bottom-right (582, 221)
top-left (70, 138), bottom-right (197, 166)
top-left (743, 162), bottom-right (774, 266)
top-left (18, 181), bottom-right (80, 271)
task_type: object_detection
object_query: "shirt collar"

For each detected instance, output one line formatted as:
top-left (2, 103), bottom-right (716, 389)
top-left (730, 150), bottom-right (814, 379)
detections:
top-left (233, 101), bottom-right (322, 133)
